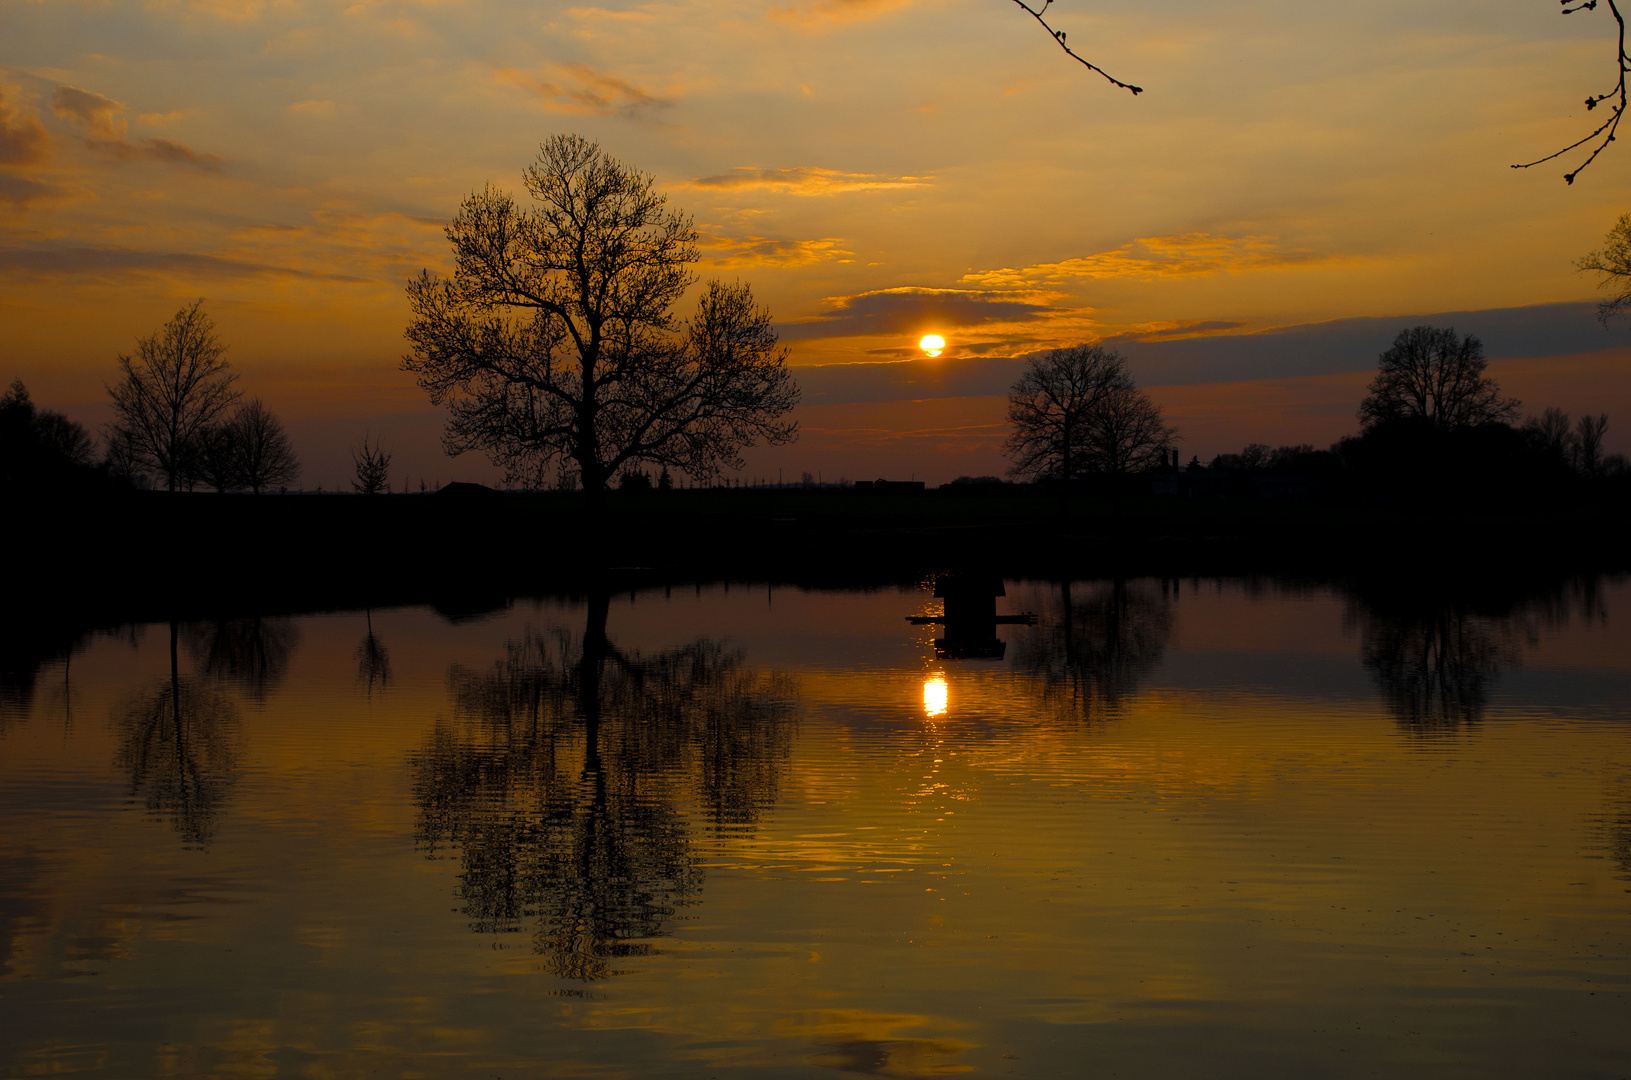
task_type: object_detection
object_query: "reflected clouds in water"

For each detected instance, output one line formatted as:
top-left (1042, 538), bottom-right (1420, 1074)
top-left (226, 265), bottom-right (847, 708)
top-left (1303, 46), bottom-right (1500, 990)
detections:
top-left (411, 590), bottom-right (796, 980)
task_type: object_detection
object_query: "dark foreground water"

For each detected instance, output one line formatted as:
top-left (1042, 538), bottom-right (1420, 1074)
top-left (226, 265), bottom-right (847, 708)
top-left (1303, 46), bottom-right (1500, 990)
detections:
top-left (3, 577), bottom-right (1629, 1079)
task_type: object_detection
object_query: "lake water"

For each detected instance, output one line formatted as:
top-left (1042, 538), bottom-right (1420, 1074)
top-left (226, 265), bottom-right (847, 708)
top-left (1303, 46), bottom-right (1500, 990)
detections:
top-left (3, 576), bottom-right (1629, 1078)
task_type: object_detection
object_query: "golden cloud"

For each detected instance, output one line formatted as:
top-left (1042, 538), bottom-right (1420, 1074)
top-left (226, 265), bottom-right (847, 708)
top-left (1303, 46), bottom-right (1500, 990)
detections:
top-left (769, 0), bottom-right (916, 28)
top-left (222, 205), bottom-right (447, 282)
top-left (685, 166), bottom-right (929, 196)
top-left (51, 85), bottom-right (223, 170)
top-left (0, 88), bottom-right (49, 167)
top-left (961, 233), bottom-right (1342, 287)
top-left (697, 233), bottom-right (852, 268)
top-left (494, 64), bottom-right (671, 116)
top-left (51, 85), bottom-right (125, 139)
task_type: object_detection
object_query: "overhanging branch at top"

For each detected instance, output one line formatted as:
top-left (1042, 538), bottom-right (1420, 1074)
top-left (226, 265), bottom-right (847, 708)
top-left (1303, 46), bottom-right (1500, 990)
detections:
top-left (1513, 0), bottom-right (1628, 184)
top-left (1009, 0), bottom-right (1143, 95)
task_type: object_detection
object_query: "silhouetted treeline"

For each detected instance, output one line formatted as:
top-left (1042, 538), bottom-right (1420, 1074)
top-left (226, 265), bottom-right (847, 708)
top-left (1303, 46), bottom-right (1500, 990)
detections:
top-left (0, 380), bottom-right (116, 492)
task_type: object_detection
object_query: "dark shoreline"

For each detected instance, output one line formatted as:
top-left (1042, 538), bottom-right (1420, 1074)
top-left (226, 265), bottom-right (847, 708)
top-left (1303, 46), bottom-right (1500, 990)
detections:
top-left (12, 485), bottom-right (1628, 622)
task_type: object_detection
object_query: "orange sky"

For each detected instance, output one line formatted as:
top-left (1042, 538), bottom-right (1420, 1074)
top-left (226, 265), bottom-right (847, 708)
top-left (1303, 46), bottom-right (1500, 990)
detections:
top-left (4, 0), bottom-right (1631, 485)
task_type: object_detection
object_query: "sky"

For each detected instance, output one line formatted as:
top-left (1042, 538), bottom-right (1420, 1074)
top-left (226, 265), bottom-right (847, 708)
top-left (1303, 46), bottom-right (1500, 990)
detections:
top-left (3, 0), bottom-right (1631, 487)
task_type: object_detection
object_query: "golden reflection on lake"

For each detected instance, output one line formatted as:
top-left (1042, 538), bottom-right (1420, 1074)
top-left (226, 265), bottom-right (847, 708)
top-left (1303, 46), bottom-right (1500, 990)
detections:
top-left (1, 577), bottom-right (1628, 1078)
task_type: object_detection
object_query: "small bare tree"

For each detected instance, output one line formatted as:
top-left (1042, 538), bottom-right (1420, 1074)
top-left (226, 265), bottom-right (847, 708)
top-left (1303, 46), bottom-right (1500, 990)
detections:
top-left (1080, 382), bottom-right (1176, 475)
top-left (233, 399), bottom-right (299, 493)
top-left (107, 300), bottom-right (239, 492)
top-left (1004, 345), bottom-right (1127, 482)
top-left (1577, 412), bottom-right (1610, 475)
top-left (1005, 344), bottom-right (1173, 481)
top-left (403, 135), bottom-right (799, 501)
top-left (1358, 327), bottom-right (1520, 433)
top-left (352, 434), bottom-right (391, 495)
top-left (193, 422), bottom-right (242, 492)
top-left (1578, 211), bottom-right (1631, 324)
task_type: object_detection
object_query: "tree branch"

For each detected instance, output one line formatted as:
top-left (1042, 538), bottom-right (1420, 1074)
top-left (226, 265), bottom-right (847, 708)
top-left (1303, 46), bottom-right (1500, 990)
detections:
top-left (1009, 0), bottom-right (1142, 95)
top-left (1513, 0), bottom-right (1628, 184)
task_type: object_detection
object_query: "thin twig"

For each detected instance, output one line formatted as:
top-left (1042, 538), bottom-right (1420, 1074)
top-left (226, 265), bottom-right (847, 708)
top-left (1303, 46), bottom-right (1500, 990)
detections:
top-left (1009, 0), bottom-right (1142, 95)
top-left (1513, 0), bottom-right (1628, 184)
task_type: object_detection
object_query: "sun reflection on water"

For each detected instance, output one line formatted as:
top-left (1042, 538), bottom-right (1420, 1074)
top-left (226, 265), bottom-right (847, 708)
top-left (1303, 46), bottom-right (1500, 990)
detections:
top-left (922, 674), bottom-right (948, 717)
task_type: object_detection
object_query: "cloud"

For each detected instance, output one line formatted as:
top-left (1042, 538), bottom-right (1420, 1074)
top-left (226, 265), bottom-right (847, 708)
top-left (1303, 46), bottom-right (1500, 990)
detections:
top-left (697, 233), bottom-right (852, 267)
top-left (1112, 301), bottom-right (1613, 388)
top-left (50, 85), bottom-right (224, 170)
top-left (0, 89), bottom-right (50, 166)
top-left (287, 100), bottom-right (336, 117)
top-left (961, 233), bottom-right (1345, 287)
top-left (220, 205), bottom-right (447, 281)
top-left (0, 174), bottom-right (66, 207)
top-left (784, 302), bottom-right (1615, 406)
top-left (50, 85), bottom-right (125, 139)
top-left (494, 64), bottom-right (671, 116)
top-left (1100, 319), bottom-right (1246, 343)
top-left (769, 0), bottom-right (915, 28)
top-left (685, 166), bottom-right (928, 196)
top-left (779, 287), bottom-right (1052, 341)
top-left (0, 246), bottom-right (368, 283)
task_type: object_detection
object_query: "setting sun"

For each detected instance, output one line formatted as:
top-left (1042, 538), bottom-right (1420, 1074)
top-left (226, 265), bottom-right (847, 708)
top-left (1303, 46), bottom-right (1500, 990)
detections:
top-left (919, 335), bottom-right (945, 358)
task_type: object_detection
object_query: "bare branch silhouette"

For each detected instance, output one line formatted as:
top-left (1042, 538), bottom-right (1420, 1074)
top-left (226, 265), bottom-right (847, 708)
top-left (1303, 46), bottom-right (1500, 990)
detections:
top-left (1008, 0), bottom-right (1142, 95)
top-left (1513, 0), bottom-right (1628, 184)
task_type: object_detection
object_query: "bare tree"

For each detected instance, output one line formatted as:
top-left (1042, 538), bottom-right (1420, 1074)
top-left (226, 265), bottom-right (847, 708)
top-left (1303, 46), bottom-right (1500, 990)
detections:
top-left (403, 134), bottom-right (799, 500)
top-left (352, 434), bottom-right (391, 495)
top-left (1005, 344), bottom-right (1173, 481)
top-left (1004, 344), bottom-right (1127, 482)
top-left (1513, 0), bottom-right (1627, 184)
top-left (1358, 326), bottom-right (1520, 433)
top-left (1577, 211), bottom-right (1631, 324)
top-left (193, 422), bottom-right (242, 492)
top-left (233, 399), bottom-right (299, 493)
top-left (1577, 412), bottom-right (1610, 475)
top-left (1080, 382), bottom-right (1176, 475)
top-left (107, 300), bottom-right (239, 492)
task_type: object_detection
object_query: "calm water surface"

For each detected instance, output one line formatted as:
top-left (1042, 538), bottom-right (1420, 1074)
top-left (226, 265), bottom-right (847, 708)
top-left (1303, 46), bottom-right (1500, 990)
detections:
top-left (3, 578), bottom-right (1629, 1078)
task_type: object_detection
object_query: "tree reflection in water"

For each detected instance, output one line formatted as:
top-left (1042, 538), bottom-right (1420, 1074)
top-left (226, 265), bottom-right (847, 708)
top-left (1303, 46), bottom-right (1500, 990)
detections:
top-left (1346, 576), bottom-right (1608, 734)
top-left (411, 591), bottom-right (796, 980)
top-left (1010, 579), bottom-right (1174, 720)
top-left (112, 622), bottom-right (241, 847)
top-left (356, 609), bottom-right (391, 696)
top-left (183, 616), bottom-right (299, 701)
